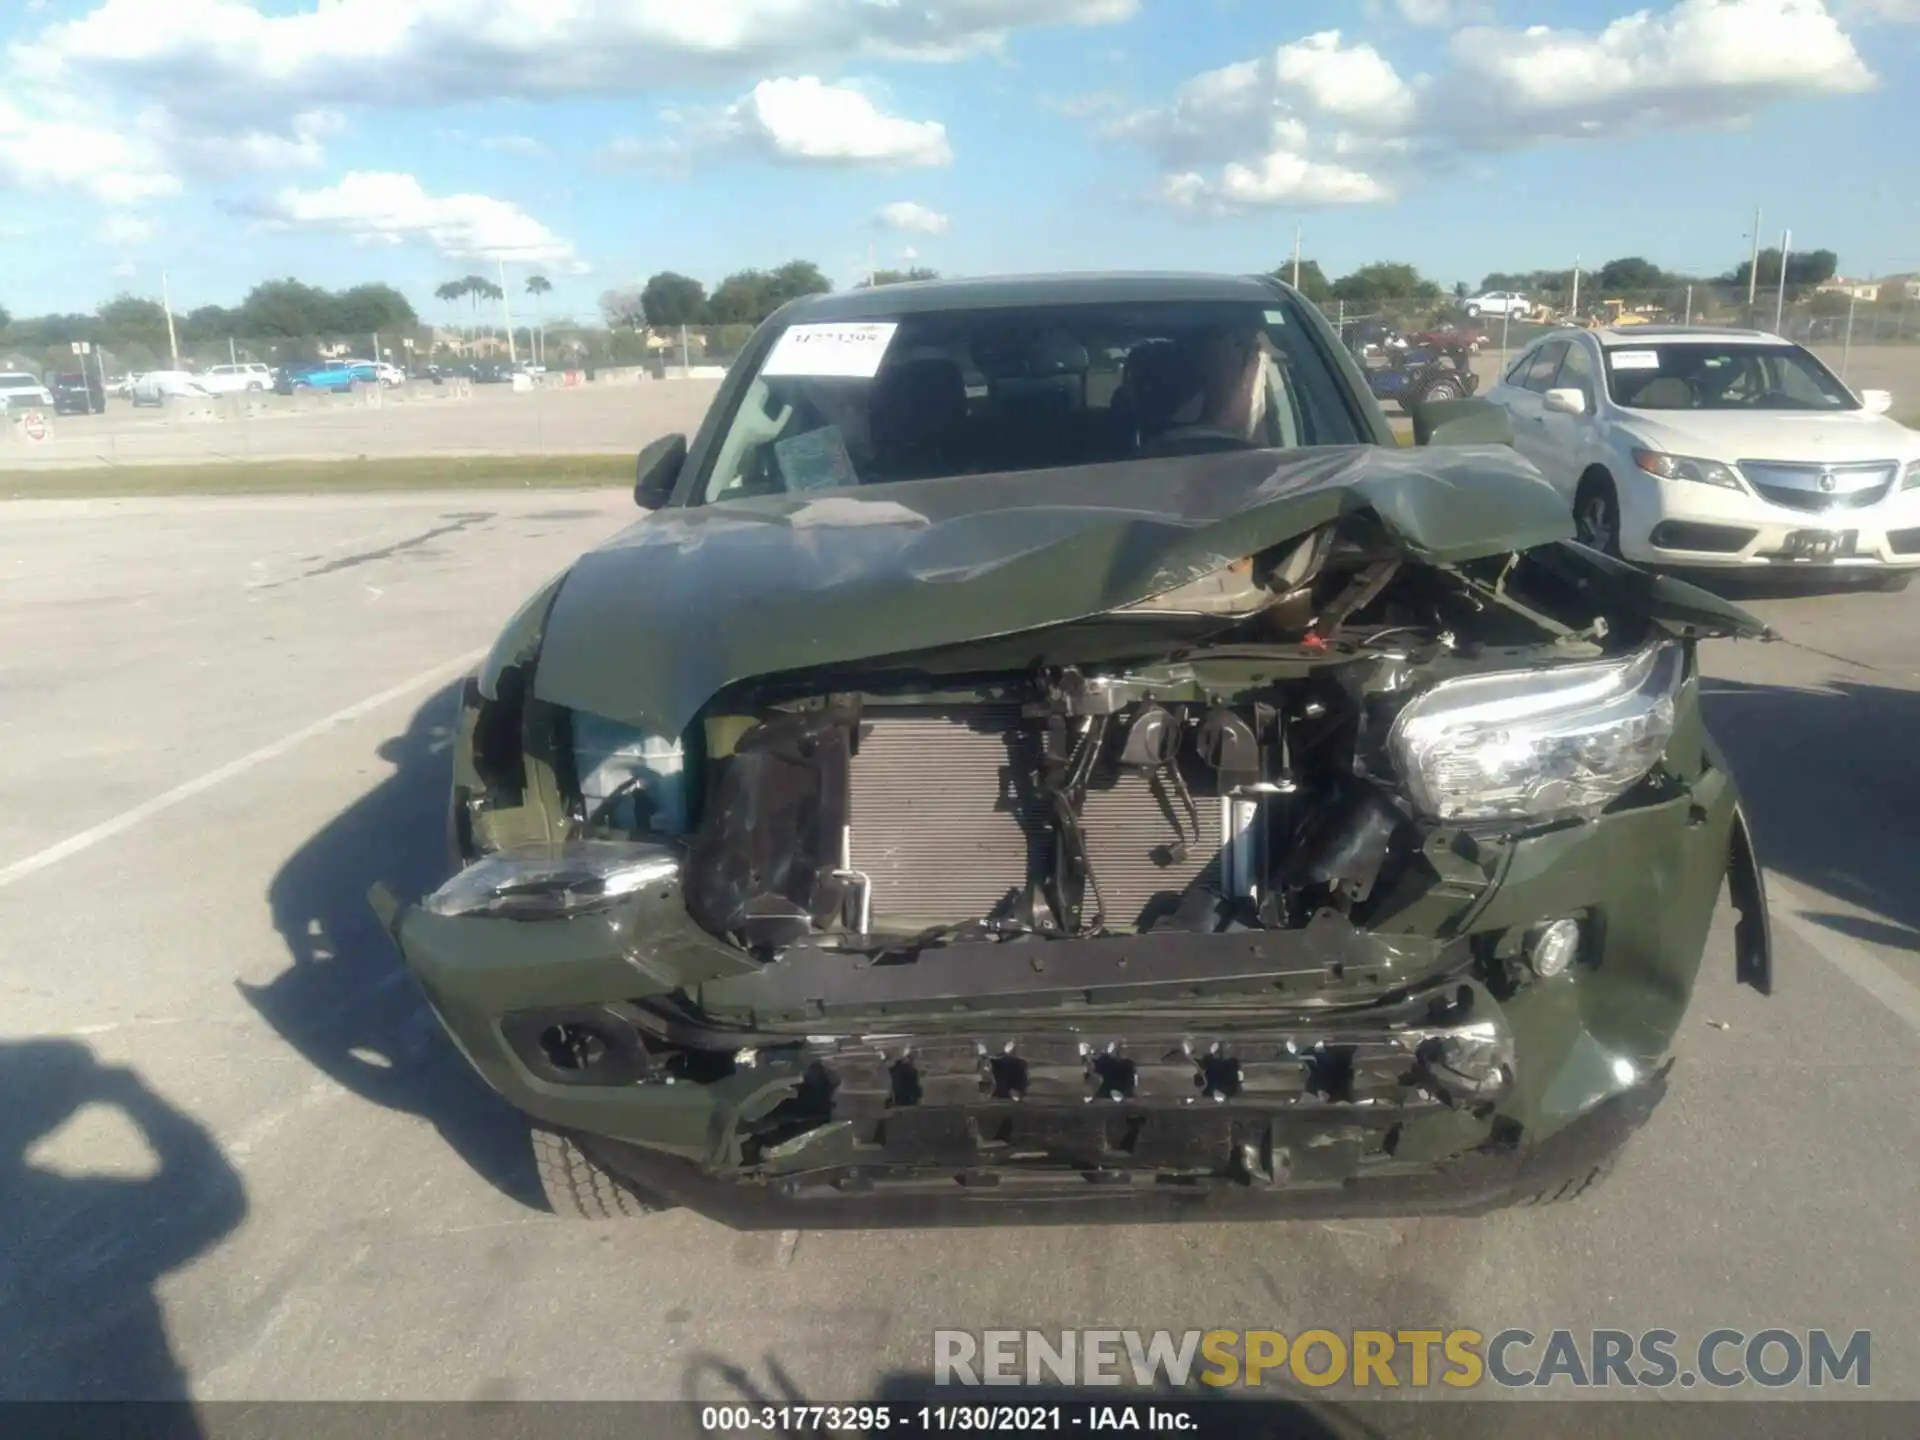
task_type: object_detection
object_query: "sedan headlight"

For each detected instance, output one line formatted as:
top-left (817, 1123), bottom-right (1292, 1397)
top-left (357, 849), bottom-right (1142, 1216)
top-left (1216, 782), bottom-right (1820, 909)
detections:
top-left (1902, 460), bottom-right (1919, 491)
top-left (1633, 449), bottom-right (1742, 490)
top-left (422, 840), bottom-right (678, 919)
top-left (1389, 645), bottom-right (1684, 824)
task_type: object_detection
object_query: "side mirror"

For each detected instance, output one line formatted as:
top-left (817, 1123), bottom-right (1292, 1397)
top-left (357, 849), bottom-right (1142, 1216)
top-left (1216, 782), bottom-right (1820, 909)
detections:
top-left (634, 432), bottom-right (687, 509)
top-left (1542, 386), bottom-right (1588, 416)
top-left (1410, 397), bottom-right (1515, 449)
top-left (1860, 389), bottom-right (1893, 416)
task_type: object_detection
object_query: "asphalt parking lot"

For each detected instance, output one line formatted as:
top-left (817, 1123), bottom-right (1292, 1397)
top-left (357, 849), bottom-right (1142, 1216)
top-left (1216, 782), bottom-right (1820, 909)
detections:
top-left (0, 378), bottom-right (724, 469)
top-left (2, 488), bottom-right (1919, 1415)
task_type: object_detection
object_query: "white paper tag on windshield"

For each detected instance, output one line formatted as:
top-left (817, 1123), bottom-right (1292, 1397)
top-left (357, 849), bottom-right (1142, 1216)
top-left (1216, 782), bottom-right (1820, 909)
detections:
top-left (762, 322), bottom-right (899, 379)
top-left (1610, 349), bottom-right (1660, 370)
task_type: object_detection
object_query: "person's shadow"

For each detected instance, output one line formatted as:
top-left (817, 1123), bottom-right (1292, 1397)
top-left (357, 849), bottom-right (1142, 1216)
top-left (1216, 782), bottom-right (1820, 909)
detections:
top-left (238, 684), bottom-right (543, 1209)
top-left (0, 1038), bottom-right (246, 1404)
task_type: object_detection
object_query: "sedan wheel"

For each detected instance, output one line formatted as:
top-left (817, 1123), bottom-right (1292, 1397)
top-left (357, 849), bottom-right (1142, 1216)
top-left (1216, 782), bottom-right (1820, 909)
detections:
top-left (1574, 480), bottom-right (1623, 558)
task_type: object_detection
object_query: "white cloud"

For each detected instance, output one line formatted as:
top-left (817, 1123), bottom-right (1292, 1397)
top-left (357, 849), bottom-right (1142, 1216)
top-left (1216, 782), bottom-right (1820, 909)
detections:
top-left (14, 0), bottom-right (1138, 121)
top-left (1439, 0), bottom-right (1876, 139)
top-left (0, 93), bottom-right (181, 204)
top-left (256, 170), bottom-right (580, 265)
top-left (1105, 0), bottom-right (1877, 215)
top-left (875, 200), bottom-right (950, 234)
top-left (607, 77), bottom-right (950, 170)
top-left (482, 134), bottom-right (548, 157)
top-left (1104, 31), bottom-right (1413, 209)
top-left (102, 212), bottom-right (155, 245)
top-left (1365, 0), bottom-right (1495, 24)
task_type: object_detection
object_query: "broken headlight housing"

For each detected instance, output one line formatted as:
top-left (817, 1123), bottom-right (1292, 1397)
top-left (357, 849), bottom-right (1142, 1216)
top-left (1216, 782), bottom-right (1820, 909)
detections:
top-left (1388, 644), bottom-right (1683, 824)
top-left (422, 841), bottom-right (679, 920)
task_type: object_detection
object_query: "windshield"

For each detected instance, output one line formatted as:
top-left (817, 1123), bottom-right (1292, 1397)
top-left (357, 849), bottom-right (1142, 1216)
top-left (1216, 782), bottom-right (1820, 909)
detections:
top-left (698, 297), bottom-right (1364, 504)
top-left (0, 374), bottom-right (42, 389)
top-left (1604, 343), bottom-right (1858, 412)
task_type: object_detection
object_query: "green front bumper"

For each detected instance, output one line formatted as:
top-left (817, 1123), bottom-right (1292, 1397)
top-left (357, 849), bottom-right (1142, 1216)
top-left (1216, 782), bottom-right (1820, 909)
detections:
top-left (374, 755), bottom-right (1744, 1189)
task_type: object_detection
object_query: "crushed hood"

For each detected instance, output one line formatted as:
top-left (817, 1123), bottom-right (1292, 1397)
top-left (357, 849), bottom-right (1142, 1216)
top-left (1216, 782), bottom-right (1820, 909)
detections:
top-left (532, 445), bottom-right (1581, 736)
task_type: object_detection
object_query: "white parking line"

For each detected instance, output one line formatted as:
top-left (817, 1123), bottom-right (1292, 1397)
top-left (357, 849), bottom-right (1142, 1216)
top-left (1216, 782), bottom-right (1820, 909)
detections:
top-left (0, 648), bottom-right (485, 892)
top-left (1766, 874), bottom-right (1920, 1036)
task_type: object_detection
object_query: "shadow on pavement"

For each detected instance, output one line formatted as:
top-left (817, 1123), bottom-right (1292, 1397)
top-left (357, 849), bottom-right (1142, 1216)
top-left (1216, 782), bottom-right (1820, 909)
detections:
top-left (1701, 676), bottom-right (1920, 950)
top-left (240, 682), bottom-right (543, 1210)
top-left (0, 1038), bottom-right (245, 1405)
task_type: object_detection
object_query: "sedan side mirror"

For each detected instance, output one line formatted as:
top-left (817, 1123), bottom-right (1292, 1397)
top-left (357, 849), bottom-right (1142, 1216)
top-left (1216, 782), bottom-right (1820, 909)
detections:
top-left (635, 432), bottom-right (688, 509)
top-left (1860, 389), bottom-right (1893, 416)
top-left (1542, 386), bottom-right (1588, 416)
top-left (1410, 397), bottom-right (1515, 449)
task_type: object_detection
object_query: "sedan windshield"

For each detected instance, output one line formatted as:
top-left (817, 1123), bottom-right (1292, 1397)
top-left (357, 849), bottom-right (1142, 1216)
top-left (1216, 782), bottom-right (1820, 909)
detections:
top-left (1604, 343), bottom-right (1858, 412)
top-left (0, 374), bottom-right (43, 390)
top-left (699, 297), bottom-right (1365, 504)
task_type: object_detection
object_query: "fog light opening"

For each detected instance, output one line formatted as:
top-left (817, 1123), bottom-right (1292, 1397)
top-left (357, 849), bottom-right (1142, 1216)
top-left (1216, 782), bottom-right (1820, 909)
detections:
top-left (539, 1021), bottom-right (611, 1073)
top-left (1528, 918), bottom-right (1583, 978)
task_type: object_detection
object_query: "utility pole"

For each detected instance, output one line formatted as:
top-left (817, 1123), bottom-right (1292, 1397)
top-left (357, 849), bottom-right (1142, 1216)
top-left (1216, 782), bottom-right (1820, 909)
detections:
top-left (229, 336), bottom-right (237, 365)
top-left (498, 257), bottom-right (518, 366)
top-left (1774, 229), bottom-right (1791, 333)
top-left (161, 270), bottom-right (180, 367)
top-left (1746, 205), bottom-right (1762, 321)
top-left (867, 239), bottom-right (876, 288)
top-left (1570, 255), bottom-right (1581, 320)
top-left (1291, 224), bottom-right (1302, 289)
top-left (1684, 283), bottom-right (1693, 325)
top-left (1842, 291), bottom-right (1857, 377)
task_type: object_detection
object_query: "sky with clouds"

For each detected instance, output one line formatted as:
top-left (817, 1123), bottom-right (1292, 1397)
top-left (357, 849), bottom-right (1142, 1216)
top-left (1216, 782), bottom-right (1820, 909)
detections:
top-left (2, 0), bottom-right (1918, 322)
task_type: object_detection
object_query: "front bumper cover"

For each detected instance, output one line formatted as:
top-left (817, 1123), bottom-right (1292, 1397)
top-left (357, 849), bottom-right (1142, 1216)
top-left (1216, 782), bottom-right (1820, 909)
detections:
top-left (373, 753), bottom-right (1764, 1225)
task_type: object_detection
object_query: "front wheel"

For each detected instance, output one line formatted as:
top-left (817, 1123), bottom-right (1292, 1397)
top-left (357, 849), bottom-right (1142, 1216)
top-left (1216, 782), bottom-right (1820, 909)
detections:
top-left (1574, 474), bottom-right (1624, 559)
top-left (530, 1122), bottom-right (662, 1220)
top-left (1466, 305), bottom-right (1481, 320)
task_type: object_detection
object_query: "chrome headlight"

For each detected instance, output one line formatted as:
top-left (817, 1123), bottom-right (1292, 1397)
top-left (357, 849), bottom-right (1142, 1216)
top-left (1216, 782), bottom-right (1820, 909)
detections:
top-left (1389, 645), bottom-right (1684, 824)
top-left (1632, 449), bottom-right (1742, 490)
top-left (1901, 460), bottom-right (1919, 491)
top-left (422, 841), bottom-right (678, 919)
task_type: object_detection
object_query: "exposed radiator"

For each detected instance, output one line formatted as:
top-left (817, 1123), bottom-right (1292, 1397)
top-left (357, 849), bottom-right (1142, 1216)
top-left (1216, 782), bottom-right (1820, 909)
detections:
top-left (847, 705), bottom-right (1224, 929)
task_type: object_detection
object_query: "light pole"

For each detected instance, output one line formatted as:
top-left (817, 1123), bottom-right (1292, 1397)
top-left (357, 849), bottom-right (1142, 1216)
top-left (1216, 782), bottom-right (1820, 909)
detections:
top-left (1774, 229), bottom-right (1791, 334)
top-left (497, 257), bottom-right (518, 366)
top-left (1291, 224), bottom-right (1302, 289)
top-left (1745, 205), bottom-right (1762, 323)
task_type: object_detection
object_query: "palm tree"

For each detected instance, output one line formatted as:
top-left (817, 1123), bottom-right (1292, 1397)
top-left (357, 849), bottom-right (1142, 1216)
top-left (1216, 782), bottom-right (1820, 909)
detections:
top-left (461, 274), bottom-right (501, 353)
top-left (525, 273), bottom-right (552, 366)
top-left (434, 279), bottom-right (468, 354)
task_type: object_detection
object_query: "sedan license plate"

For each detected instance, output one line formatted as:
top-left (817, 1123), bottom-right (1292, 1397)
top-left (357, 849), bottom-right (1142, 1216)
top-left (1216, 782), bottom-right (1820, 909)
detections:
top-left (1780, 529), bottom-right (1857, 561)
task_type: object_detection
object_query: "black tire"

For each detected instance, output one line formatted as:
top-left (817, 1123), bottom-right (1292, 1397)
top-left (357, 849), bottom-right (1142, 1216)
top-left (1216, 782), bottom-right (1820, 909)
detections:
top-left (1573, 472), bottom-right (1624, 559)
top-left (1516, 1154), bottom-right (1617, 1207)
top-left (1466, 305), bottom-right (1481, 320)
top-left (530, 1122), bottom-right (661, 1220)
top-left (1870, 571), bottom-right (1914, 593)
top-left (1418, 375), bottom-right (1464, 405)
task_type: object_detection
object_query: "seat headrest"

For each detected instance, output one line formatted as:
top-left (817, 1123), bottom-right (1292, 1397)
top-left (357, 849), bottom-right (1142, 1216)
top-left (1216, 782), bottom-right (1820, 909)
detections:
top-left (869, 356), bottom-right (968, 463)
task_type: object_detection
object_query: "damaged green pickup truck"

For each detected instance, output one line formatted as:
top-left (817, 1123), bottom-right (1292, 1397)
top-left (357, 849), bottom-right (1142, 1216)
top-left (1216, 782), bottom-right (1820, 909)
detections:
top-left (371, 273), bottom-right (1775, 1227)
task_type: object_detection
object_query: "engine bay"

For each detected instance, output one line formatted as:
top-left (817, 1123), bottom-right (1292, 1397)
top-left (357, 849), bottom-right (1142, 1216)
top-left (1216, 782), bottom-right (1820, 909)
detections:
top-left (672, 521), bottom-right (1646, 956)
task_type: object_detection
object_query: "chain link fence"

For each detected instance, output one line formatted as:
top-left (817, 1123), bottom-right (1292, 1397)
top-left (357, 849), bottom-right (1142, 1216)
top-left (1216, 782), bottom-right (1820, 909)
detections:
top-left (7, 298), bottom-right (1917, 467)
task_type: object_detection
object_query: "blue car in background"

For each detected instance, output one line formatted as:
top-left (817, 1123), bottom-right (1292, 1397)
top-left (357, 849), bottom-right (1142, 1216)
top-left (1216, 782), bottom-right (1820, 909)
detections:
top-left (275, 360), bottom-right (378, 395)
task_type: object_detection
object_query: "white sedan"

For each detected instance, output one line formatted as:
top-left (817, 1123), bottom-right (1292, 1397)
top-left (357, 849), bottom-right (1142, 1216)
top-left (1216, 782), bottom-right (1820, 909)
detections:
top-left (130, 370), bottom-right (215, 405)
top-left (1484, 325), bottom-right (1920, 590)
